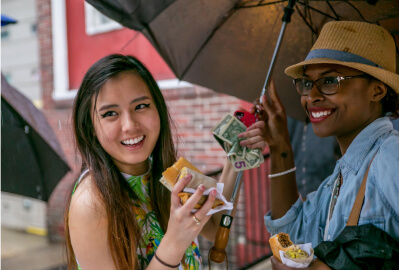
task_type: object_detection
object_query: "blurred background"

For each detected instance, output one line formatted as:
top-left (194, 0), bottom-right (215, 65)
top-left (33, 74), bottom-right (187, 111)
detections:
top-left (2, 0), bottom-right (398, 269)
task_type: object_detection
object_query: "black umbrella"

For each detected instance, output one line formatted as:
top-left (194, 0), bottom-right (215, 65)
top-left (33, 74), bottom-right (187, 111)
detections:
top-left (86, 0), bottom-right (399, 121)
top-left (1, 74), bottom-right (70, 201)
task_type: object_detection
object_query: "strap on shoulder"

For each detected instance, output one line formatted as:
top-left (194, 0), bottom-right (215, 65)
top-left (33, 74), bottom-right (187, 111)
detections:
top-left (346, 154), bottom-right (376, 226)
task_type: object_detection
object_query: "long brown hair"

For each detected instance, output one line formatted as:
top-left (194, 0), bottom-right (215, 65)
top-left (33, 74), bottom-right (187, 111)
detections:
top-left (65, 54), bottom-right (177, 269)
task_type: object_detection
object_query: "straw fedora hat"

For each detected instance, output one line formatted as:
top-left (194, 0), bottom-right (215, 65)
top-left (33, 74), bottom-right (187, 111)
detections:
top-left (285, 21), bottom-right (399, 94)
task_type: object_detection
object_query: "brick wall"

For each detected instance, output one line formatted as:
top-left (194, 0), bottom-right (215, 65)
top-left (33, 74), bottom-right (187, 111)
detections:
top-left (37, 0), bottom-right (55, 111)
top-left (164, 86), bottom-right (247, 173)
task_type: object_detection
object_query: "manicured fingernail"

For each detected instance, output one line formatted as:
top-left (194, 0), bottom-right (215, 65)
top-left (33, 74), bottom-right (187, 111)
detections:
top-left (186, 174), bottom-right (192, 180)
top-left (211, 189), bottom-right (217, 196)
top-left (199, 184), bottom-right (205, 191)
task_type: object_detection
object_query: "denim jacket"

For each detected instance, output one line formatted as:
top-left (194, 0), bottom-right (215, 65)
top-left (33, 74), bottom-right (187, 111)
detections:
top-left (265, 117), bottom-right (399, 248)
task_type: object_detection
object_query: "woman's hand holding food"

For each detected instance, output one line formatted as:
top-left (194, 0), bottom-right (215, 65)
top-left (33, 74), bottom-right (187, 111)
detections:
top-left (155, 174), bottom-right (217, 265)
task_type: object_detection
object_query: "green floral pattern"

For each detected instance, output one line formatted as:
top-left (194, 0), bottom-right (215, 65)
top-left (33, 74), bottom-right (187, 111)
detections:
top-left (125, 172), bottom-right (202, 270)
top-left (74, 170), bottom-right (202, 270)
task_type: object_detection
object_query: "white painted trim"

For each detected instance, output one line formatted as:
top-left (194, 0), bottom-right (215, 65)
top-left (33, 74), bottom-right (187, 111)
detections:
top-left (86, 23), bottom-right (123, 36)
top-left (157, 79), bottom-right (192, 89)
top-left (51, 0), bottom-right (70, 101)
top-left (53, 88), bottom-right (78, 100)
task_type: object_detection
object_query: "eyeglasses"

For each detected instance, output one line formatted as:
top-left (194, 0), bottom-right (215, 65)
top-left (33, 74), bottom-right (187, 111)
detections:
top-left (293, 74), bottom-right (371, 96)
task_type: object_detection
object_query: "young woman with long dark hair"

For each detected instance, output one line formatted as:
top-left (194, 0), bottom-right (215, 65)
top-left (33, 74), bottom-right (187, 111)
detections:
top-left (65, 54), bottom-right (238, 269)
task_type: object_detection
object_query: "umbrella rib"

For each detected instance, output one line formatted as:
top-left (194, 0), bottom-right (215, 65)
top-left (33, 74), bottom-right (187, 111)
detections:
top-left (339, 0), bottom-right (372, 23)
top-left (143, 25), bottom-right (180, 77)
top-left (326, 1), bottom-right (341, 20)
top-left (120, 31), bottom-right (141, 51)
top-left (296, 1), bottom-right (337, 20)
top-left (295, 5), bottom-right (318, 35)
top-left (303, 0), bottom-right (317, 36)
top-left (237, 0), bottom-right (288, 8)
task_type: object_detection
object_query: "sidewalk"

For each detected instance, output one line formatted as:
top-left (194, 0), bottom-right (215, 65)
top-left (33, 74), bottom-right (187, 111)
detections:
top-left (1, 227), bottom-right (65, 270)
top-left (1, 226), bottom-right (271, 270)
top-left (245, 258), bottom-right (272, 270)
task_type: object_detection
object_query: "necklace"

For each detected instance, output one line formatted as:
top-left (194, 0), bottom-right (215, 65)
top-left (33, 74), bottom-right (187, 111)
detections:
top-left (328, 174), bottom-right (342, 221)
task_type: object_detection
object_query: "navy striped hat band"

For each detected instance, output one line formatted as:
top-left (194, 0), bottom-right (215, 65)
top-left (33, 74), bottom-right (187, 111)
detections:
top-left (305, 49), bottom-right (384, 69)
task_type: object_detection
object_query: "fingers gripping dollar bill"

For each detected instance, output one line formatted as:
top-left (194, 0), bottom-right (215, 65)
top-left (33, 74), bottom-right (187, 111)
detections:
top-left (213, 114), bottom-right (264, 172)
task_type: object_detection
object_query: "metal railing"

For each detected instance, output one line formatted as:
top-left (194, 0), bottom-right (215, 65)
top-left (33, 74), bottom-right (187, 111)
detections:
top-left (200, 154), bottom-right (273, 270)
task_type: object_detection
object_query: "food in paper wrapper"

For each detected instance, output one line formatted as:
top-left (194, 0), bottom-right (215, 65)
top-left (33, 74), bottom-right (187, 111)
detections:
top-left (160, 158), bottom-right (225, 210)
top-left (160, 157), bottom-right (202, 191)
top-left (178, 192), bottom-right (225, 209)
top-left (270, 232), bottom-right (313, 268)
top-left (280, 243), bottom-right (314, 268)
top-left (177, 167), bottom-right (224, 209)
top-left (285, 248), bottom-right (309, 259)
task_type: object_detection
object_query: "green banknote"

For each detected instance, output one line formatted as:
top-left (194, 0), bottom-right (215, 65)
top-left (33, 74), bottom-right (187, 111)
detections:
top-left (212, 113), bottom-right (264, 172)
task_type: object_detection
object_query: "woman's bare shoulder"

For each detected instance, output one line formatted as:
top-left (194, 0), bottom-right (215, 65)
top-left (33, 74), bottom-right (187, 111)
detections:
top-left (68, 175), bottom-right (116, 269)
top-left (69, 174), bottom-right (106, 221)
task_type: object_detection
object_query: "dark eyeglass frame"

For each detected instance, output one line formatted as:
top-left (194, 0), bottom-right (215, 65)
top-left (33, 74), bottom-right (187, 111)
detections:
top-left (293, 74), bottom-right (371, 96)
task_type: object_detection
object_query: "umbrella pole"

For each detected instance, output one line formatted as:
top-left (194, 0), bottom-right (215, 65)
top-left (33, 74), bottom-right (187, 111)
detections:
top-left (208, 171), bottom-right (242, 266)
top-left (260, 0), bottom-right (297, 99)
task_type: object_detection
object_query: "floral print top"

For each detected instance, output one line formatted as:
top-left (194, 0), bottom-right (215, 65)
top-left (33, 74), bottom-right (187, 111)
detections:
top-left (74, 169), bottom-right (202, 270)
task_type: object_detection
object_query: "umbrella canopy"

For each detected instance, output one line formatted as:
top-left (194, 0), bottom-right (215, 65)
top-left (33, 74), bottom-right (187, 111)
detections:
top-left (1, 74), bottom-right (70, 201)
top-left (1, 14), bottom-right (17, 26)
top-left (86, 0), bottom-right (399, 121)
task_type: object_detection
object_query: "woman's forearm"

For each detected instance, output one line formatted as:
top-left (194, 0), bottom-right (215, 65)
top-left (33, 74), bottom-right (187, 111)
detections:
top-left (269, 144), bottom-right (299, 219)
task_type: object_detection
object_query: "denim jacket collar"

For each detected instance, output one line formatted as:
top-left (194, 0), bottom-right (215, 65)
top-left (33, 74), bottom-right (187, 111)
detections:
top-left (326, 117), bottom-right (393, 187)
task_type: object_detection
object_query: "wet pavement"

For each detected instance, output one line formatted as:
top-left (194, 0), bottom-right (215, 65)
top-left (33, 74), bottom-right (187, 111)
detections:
top-left (1, 227), bottom-right (66, 270)
top-left (1, 226), bottom-right (271, 270)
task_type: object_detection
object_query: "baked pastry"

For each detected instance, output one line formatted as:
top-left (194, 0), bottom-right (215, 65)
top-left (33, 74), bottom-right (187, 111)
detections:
top-left (160, 157), bottom-right (202, 191)
top-left (160, 158), bottom-right (225, 209)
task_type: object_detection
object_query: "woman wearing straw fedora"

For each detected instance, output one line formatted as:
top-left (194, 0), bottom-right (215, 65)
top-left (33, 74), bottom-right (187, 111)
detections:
top-left (239, 21), bottom-right (399, 269)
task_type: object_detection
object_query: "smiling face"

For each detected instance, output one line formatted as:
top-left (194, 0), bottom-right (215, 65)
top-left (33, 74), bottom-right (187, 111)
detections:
top-left (301, 64), bottom-right (385, 150)
top-left (92, 71), bottom-right (161, 175)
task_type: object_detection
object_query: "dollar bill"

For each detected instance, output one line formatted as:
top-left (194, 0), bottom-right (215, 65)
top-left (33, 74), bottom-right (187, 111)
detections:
top-left (213, 113), bottom-right (264, 172)
top-left (212, 113), bottom-right (233, 135)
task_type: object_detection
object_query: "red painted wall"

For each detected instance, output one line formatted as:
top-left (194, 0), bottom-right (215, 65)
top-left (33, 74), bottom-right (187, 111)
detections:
top-left (66, 0), bottom-right (175, 90)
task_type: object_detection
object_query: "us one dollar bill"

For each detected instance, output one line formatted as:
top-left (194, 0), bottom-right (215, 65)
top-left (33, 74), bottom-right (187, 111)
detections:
top-left (212, 113), bottom-right (264, 172)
